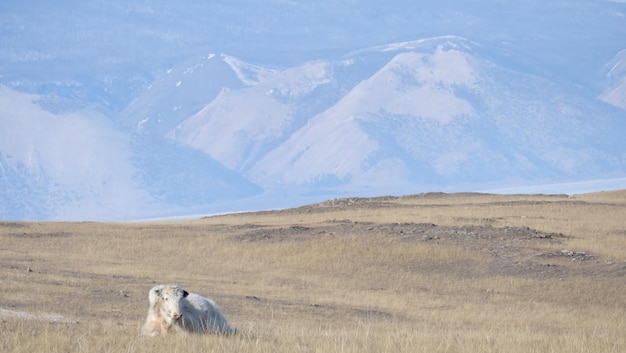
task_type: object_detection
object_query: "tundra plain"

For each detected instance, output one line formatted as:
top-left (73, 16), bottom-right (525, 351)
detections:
top-left (1, 191), bottom-right (625, 352)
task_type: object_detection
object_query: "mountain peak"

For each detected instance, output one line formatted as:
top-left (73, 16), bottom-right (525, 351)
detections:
top-left (345, 35), bottom-right (473, 57)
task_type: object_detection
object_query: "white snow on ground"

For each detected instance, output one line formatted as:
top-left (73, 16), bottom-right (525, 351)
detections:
top-left (0, 308), bottom-right (78, 324)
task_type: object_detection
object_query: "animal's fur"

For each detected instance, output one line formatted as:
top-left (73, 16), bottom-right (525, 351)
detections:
top-left (141, 311), bottom-right (175, 336)
top-left (140, 284), bottom-right (235, 336)
top-left (178, 291), bottom-right (235, 334)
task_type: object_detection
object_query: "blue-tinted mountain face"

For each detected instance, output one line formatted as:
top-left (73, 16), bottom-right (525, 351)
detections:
top-left (1, 1), bottom-right (625, 220)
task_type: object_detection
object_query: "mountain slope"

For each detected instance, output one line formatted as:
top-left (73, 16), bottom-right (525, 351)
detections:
top-left (118, 54), bottom-right (250, 136)
top-left (129, 133), bottom-right (261, 208)
top-left (166, 59), bottom-right (335, 171)
top-left (0, 86), bottom-right (149, 220)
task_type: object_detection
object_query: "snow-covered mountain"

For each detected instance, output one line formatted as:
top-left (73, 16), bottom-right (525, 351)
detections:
top-left (165, 37), bottom-right (626, 194)
top-left (166, 57), bottom-right (334, 172)
top-left (0, 85), bottom-right (260, 220)
top-left (1, 0), bottom-right (626, 220)
top-left (118, 54), bottom-right (253, 135)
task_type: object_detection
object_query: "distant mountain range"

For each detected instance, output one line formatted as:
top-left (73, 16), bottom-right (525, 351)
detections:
top-left (160, 36), bottom-right (626, 192)
top-left (1, 1), bottom-right (626, 220)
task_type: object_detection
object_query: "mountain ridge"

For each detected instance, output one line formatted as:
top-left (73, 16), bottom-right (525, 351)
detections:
top-left (2, 33), bottom-right (626, 220)
top-left (164, 37), bottom-right (626, 192)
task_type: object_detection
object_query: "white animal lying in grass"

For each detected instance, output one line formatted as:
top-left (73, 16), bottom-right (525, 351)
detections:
top-left (140, 284), bottom-right (235, 336)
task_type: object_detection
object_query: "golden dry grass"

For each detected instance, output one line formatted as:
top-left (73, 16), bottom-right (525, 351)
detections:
top-left (1, 191), bottom-right (625, 352)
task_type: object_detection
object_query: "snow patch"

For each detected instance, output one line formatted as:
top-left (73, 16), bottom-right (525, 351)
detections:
top-left (137, 117), bottom-right (150, 129)
top-left (0, 308), bottom-right (78, 324)
top-left (346, 35), bottom-right (468, 56)
top-left (221, 54), bottom-right (278, 86)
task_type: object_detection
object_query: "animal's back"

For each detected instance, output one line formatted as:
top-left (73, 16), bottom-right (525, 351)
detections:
top-left (181, 293), bottom-right (234, 334)
top-left (185, 293), bottom-right (213, 312)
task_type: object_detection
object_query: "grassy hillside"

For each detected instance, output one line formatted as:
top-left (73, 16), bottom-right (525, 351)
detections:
top-left (1, 191), bottom-right (625, 352)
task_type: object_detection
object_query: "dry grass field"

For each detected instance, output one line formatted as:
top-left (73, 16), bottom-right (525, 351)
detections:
top-left (1, 190), bottom-right (625, 352)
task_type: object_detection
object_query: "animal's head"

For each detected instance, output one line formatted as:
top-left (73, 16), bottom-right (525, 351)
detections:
top-left (149, 284), bottom-right (189, 324)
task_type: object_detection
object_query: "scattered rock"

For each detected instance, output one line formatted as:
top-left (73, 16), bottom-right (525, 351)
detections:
top-left (540, 250), bottom-right (593, 261)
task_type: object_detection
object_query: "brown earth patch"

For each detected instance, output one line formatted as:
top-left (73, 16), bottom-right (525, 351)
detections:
top-left (226, 220), bottom-right (625, 279)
